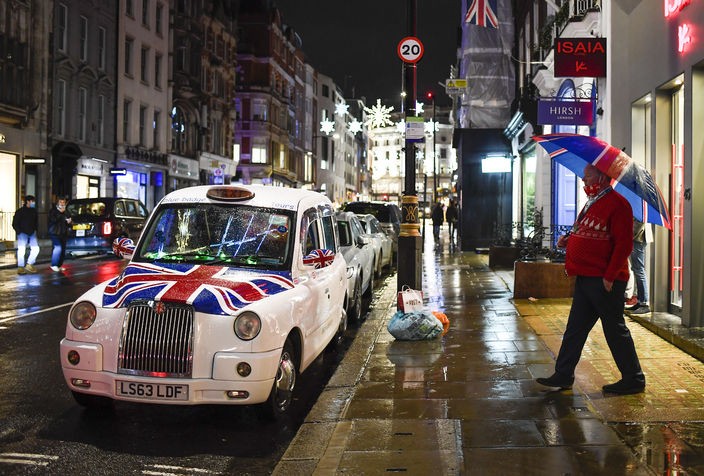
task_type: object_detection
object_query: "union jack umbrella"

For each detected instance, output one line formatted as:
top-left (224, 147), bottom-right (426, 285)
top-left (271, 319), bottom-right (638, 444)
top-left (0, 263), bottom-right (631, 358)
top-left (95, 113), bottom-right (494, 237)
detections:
top-left (112, 237), bottom-right (135, 257)
top-left (534, 133), bottom-right (672, 229)
top-left (464, 0), bottom-right (499, 28)
top-left (103, 262), bottom-right (294, 315)
top-left (302, 249), bottom-right (335, 269)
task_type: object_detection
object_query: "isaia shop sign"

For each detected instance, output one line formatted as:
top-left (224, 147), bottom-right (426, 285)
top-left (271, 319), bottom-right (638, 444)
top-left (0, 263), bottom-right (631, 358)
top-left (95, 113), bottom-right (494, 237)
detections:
top-left (554, 38), bottom-right (607, 77)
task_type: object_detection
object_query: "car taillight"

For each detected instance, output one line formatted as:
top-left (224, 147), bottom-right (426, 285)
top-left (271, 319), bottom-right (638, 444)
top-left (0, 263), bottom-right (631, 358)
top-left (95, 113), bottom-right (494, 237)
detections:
top-left (102, 221), bottom-right (112, 236)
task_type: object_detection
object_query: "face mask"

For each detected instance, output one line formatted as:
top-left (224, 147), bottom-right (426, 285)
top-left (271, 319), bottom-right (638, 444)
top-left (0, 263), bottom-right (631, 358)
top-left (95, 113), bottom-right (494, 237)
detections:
top-left (29, 202), bottom-right (36, 208)
top-left (583, 183), bottom-right (602, 198)
top-left (57, 204), bottom-right (66, 211)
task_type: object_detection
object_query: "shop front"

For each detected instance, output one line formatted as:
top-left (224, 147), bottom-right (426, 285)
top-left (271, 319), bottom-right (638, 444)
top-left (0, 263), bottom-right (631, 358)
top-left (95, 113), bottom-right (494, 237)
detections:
top-left (116, 155), bottom-right (168, 211)
top-left (75, 156), bottom-right (110, 199)
top-left (199, 152), bottom-right (237, 186)
top-left (168, 154), bottom-right (200, 192)
top-left (610, 1), bottom-right (704, 326)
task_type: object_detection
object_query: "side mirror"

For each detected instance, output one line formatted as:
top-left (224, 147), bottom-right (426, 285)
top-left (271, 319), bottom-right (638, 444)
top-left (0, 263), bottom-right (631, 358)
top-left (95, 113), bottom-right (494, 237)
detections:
top-left (112, 237), bottom-right (135, 260)
top-left (302, 248), bottom-right (335, 269)
top-left (356, 235), bottom-right (369, 248)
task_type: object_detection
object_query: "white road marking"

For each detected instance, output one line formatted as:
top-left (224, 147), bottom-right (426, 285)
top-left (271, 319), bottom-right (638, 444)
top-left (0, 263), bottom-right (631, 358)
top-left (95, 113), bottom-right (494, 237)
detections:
top-left (0, 453), bottom-right (59, 466)
top-left (0, 302), bottom-right (73, 323)
top-left (143, 464), bottom-right (218, 475)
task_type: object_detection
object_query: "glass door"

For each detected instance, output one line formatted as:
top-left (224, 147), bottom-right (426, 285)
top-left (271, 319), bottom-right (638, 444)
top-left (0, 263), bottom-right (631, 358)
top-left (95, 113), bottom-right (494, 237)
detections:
top-left (670, 86), bottom-right (684, 311)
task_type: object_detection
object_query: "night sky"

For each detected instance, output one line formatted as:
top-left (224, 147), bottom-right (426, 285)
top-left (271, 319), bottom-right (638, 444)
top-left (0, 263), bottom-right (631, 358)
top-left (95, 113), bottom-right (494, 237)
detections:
top-left (274, 0), bottom-right (463, 108)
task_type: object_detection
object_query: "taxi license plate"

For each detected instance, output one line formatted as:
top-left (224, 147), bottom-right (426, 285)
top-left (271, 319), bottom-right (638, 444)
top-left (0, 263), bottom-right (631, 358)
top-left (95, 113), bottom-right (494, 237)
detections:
top-left (115, 381), bottom-right (188, 401)
top-left (75, 229), bottom-right (85, 237)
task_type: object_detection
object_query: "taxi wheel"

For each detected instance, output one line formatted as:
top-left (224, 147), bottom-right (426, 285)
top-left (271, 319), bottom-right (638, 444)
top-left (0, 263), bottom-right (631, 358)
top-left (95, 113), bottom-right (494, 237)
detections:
top-left (328, 305), bottom-right (348, 351)
top-left (374, 255), bottom-right (382, 279)
top-left (71, 391), bottom-right (113, 410)
top-left (259, 340), bottom-right (297, 420)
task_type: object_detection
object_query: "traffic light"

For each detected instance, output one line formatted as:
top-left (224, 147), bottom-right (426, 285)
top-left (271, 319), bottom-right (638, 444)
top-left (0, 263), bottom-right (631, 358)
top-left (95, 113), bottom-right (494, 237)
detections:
top-left (426, 91), bottom-right (434, 102)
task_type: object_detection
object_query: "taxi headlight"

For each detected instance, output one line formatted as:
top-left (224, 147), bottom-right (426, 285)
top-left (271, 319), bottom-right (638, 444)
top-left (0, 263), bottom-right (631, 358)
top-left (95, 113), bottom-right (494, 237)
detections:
top-left (234, 311), bottom-right (261, 340)
top-left (70, 301), bottom-right (97, 330)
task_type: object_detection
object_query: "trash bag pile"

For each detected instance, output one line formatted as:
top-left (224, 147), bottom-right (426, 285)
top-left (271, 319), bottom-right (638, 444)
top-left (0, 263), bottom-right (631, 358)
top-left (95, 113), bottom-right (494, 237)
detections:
top-left (387, 309), bottom-right (449, 341)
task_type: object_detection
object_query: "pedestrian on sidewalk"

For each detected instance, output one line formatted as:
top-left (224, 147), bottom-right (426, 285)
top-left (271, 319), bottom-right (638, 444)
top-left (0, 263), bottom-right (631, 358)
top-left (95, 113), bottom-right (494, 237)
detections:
top-left (48, 196), bottom-right (72, 272)
top-left (431, 201), bottom-right (444, 241)
top-left (446, 199), bottom-right (459, 242)
top-left (625, 218), bottom-right (652, 315)
top-left (12, 194), bottom-right (40, 274)
top-left (536, 164), bottom-right (646, 395)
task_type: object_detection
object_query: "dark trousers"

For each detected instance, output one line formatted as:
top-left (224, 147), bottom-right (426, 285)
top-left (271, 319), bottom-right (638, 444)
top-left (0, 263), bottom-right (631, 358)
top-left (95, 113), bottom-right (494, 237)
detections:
top-left (554, 276), bottom-right (645, 383)
top-left (50, 234), bottom-right (67, 267)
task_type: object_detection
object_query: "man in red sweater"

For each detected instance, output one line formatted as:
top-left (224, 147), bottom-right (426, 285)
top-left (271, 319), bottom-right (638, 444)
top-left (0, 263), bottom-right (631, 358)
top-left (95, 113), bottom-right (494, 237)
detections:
top-left (537, 165), bottom-right (646, 394)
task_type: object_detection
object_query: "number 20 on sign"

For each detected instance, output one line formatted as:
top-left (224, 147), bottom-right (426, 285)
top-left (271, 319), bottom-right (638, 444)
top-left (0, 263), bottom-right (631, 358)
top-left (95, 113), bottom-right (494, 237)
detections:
top-left (397, 36), bottom-right (424, 64)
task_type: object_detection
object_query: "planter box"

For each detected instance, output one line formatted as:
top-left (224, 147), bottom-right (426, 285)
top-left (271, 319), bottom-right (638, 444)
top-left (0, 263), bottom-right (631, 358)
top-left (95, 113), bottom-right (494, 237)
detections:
top-left (489, 245), bottom-right (520, 268)
top-left (513, 260), bottom-right (576, 299)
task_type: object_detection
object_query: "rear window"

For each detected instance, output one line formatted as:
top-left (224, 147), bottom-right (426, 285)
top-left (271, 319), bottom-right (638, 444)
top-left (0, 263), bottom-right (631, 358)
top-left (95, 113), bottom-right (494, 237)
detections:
top-left (68, 201), bottom-right (109, 218)
top-left (344, 203), bottom-right (391, 222)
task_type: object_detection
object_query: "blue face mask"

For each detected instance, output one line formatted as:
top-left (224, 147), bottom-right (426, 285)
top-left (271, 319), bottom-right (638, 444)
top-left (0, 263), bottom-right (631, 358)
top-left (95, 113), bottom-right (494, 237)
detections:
top-left (28, 202), bottom-right (36, 208)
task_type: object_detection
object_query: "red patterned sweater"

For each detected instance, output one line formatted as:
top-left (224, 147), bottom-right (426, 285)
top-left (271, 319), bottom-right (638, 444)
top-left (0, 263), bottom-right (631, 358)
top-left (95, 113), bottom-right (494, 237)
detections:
top-left (565, 189), bottom-right (633, 282)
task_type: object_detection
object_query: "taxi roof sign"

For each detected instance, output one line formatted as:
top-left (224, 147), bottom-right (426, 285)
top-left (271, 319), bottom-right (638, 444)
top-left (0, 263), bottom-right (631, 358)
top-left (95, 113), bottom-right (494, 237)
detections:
top-left (206, 186), bottom-right (255, 202)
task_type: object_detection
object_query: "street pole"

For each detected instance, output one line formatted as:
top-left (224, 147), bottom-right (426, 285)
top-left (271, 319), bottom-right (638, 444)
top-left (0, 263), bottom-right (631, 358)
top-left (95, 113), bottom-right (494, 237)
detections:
top-left (397, 0), bottom-right (422, 292)
top-left (432, 99), bottom-right (436, 204)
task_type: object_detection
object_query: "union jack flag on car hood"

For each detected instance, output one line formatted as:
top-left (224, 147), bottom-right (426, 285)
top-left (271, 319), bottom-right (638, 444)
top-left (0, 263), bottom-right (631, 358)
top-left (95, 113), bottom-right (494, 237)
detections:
top-left (102, 262), bottom-right (294, 316)
top-left (464, 0), bottom-right (499, 28)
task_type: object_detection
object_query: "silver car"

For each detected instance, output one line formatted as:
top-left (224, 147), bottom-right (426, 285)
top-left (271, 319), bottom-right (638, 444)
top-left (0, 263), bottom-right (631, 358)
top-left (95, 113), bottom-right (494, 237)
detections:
top-left (335, 211), bottom-right (375, 323)
top-left (356, 213), bottom-right (393, 277)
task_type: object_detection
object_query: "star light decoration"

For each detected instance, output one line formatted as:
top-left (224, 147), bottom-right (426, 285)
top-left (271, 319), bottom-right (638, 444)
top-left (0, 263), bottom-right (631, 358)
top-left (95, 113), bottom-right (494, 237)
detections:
top-left (349, 118), bottom-right (363, 134)
top-left (395, 120), bottom-right (406, 134)
top-left (363, 99), bottom-right (395, 129)
top-left (424, 120), bottom-right (439, 134)
top-left (320, 118), bottom-right (335, 135)
top-left (415, 101), bottom-right (425, 116)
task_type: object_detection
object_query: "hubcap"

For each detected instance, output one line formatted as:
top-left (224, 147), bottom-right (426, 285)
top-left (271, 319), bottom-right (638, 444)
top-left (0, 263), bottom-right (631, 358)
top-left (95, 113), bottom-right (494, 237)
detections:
top-left (274, 351), bottom-right (295, 410)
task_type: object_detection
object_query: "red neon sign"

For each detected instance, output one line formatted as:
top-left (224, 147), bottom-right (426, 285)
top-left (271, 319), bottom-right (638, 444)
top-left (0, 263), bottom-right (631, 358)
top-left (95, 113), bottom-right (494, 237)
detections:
top-left (665, 0), bottom-right (692, 17)
top-left (679, 24), bottom-right (692, 52)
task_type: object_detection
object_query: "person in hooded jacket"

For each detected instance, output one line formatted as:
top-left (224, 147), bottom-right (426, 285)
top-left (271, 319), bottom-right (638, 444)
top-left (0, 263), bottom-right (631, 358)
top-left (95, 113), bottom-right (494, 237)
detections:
top-left (48, 197), bottom-right (72, 272)
top-left (12, 195), bottom-right (39, 274)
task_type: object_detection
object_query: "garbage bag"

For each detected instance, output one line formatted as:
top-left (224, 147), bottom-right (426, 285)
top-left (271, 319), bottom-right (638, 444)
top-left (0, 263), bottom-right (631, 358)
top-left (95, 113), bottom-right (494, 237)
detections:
top-left (432, 311), bottom-right (450, 336)
top-left (387, 310), bottom-right (443, 341)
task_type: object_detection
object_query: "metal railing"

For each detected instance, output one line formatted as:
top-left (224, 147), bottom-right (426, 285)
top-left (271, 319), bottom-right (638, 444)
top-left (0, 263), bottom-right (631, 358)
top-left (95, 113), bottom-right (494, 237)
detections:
top-left (492, 209), bottom-right (572, 263)
top-left (536, 0), bottom-right (602, 59)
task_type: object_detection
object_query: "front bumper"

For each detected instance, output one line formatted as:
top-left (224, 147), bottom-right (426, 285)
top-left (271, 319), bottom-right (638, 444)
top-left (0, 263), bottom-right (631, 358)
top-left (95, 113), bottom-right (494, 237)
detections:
top-left (60, 339), bottom-right (281, 405)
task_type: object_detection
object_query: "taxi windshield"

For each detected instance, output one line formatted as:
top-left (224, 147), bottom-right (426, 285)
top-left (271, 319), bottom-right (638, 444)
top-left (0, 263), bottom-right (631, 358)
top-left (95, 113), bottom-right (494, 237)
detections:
top-left (135, 204), bottom-right (294, 268)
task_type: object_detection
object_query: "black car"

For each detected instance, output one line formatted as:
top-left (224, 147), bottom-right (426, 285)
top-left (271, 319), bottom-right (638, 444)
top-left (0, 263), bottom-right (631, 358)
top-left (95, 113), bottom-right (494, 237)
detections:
top-left (343, 201), bottom-right (401, 258)
top-left (66, 198), bottom-right (148, 254)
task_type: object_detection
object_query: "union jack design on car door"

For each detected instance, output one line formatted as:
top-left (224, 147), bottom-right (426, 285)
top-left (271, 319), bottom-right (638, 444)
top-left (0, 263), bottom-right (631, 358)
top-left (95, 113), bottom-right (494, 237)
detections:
top-left (103, 262), bottom-right (294, 315)
top-left (302, 249), bottom-right (335, 269)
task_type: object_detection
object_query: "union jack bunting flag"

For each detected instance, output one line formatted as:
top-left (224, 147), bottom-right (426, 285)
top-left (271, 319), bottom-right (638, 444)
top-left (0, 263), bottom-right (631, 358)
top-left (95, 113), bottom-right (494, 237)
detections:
top-left (464, 0), bottom-right (499, 28)
top-left (102, 262), bottom-right (294, 315)
top-left (302, 249), bottom-right (335, 269)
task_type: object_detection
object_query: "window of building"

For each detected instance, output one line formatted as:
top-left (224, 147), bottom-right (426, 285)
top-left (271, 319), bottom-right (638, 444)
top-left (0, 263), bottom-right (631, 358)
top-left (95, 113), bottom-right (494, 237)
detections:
top-left (56, 79), bottom-right (66, 136)
top-left (139, 105), bottom-right (147, 146)
top-left (57, 4), bottom-right (67, 52)
top-left (79, 16), bottom-right (88, 62)
top-left (152, 110), bottom-right (160, 150)
top-left (78, 87), bottom-right (87, 141)
top-left (140, 46), bottom-right (149, 83)
top-left (251, 142), bottom-right (267, 164)
top-left (171, 106), bottom-right (188, 153)
top-left (123, 99), bottom-right (131, 143)
top-left (97, 95), bottom-right (105, 146)
top-left (211, 118), bottom-right (222, 155)
top-left (125, 38), bottom-right (133, 76)
top-left (126, 0), bottom-right (134, 17)
top-left (142, 0), bottom-right (149, 27)
top-left (98, 27), bottom-right (106, 70)
top-left (322, 84), bottom-right (329, 98)
top-left (252, 100), bottom-right (267, 121)
top-left (155, 3), bottom-right (163, 35)
top-left (154, 54), bottom-right (162, 88)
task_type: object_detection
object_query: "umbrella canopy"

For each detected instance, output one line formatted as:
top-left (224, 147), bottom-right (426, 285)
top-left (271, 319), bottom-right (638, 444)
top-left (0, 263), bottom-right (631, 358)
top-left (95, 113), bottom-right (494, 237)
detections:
top-left (534, 133), bottom-right (671, 229)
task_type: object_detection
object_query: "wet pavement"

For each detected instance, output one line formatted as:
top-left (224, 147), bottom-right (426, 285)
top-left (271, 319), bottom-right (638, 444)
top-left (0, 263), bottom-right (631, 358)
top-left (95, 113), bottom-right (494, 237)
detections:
top-left (274, 229), bottom-right (704, 475)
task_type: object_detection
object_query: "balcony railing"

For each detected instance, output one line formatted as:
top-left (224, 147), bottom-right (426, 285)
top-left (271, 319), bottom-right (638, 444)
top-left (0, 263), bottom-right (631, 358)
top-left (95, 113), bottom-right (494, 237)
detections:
top-left (536, 0), bottom-right (601, 60)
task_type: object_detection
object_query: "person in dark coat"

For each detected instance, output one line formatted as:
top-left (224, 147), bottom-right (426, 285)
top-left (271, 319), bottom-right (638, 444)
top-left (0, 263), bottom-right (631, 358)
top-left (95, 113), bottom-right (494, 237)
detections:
top-left (446, 199), bottom-right (459, 242)
top-left (431, 202), bottom-right (444, 241)
top-left (48, 197), bottom-right (72, 272)
top-left (12, 195), bottom-right (39, 274)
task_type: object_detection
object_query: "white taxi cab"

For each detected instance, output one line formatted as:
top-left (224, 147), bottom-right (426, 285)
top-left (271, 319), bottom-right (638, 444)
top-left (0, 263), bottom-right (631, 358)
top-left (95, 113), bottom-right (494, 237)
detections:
top-left (60, 185), bottom-right (347, 418)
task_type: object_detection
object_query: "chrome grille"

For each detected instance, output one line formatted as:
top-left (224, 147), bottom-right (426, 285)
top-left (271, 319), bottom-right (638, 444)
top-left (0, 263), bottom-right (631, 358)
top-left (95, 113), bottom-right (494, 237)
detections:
top-left (118, 301), bottom-right (194, 377)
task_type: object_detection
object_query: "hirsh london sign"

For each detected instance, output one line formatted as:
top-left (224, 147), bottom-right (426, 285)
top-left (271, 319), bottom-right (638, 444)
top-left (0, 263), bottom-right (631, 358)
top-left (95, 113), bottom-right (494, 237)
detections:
top-left (537, 99), bottom-right (594, 126)
top-left (554, 38), bottom-right (607, 77)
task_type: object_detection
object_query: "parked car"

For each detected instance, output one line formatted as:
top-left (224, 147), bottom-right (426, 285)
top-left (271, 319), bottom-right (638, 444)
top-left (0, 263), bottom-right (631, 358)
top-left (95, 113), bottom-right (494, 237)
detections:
top-left (335, 211), bottom-right (375, 323)
top-left (343, 201), bottom-right (401, 260)
top-left (60, 185), bottom-right (347, 419)
top-left (66, 198), bottom-right (148, 255)
top-left (356, 213), bottom-right (393, 277)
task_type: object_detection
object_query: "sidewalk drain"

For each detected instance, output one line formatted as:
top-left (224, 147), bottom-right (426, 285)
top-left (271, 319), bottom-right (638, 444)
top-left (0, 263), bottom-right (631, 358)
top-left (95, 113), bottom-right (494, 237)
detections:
top-left (386, 469), bottom-right (408, 472)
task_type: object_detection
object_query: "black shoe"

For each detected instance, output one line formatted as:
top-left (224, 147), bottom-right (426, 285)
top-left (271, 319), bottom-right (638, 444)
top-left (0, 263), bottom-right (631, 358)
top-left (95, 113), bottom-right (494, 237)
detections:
top-left (625, 302), bottom-right (640, 311)
top-left (602, 379), bottom-right (645, 395)
top-left (629, 304), bottom-right (651, 315)
top-left (536, 373), bottom-right (574, 389)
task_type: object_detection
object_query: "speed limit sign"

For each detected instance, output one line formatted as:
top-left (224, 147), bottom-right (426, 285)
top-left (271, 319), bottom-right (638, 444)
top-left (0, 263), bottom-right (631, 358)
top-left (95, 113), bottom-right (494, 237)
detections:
top-left (397, 36), bottom-right (424, 64)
